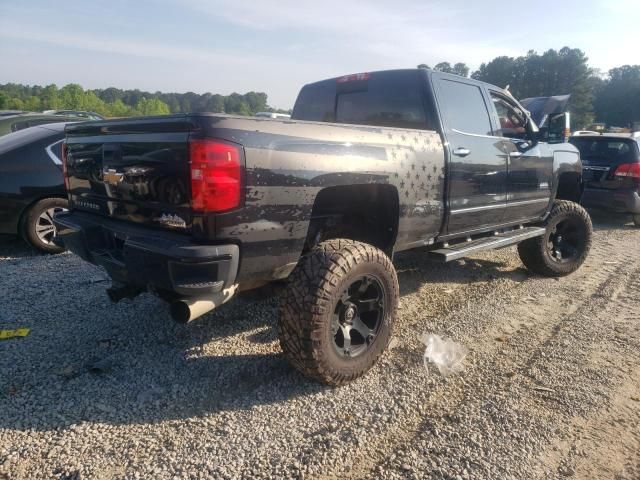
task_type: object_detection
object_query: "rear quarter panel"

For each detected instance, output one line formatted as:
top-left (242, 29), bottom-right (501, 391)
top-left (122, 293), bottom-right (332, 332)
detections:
top-left (194, 115), bottom-right (446, 283)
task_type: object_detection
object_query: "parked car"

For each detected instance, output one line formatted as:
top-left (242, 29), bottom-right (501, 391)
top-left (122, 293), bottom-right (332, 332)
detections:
top-left (0, 113), bottom-right (85, 137)
top-left (42, 110), bottom-right (105, 120)
top-left (573, 130), bottom-right (601, 136)
top-left (569, 134), bottom-right (640, 226)
top-left (0, 110), bottom-right (26, 117)
top-left (0, 123), bottom-right (70, 252)
top-left (255, 112), bottom-right (291, 119)
top-left (54, 69), bottom-right (590, 385)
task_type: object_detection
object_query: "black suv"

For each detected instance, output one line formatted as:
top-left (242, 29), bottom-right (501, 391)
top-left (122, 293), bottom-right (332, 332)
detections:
top-left (570, 134), bottom-right (640, 226)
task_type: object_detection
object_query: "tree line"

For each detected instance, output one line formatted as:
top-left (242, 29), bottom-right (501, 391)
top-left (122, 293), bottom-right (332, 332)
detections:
top-left (1, 46), bottom-right (638, 128)
top-left (0, 83), bottom-right (287, 117)
top-left (420, 47), bottom-right (640, 129)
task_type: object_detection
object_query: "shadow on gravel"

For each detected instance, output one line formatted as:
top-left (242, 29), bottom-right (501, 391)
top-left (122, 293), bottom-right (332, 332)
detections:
top-left (0, 286), bottom-right (329, 432)
top-left (587, 209), bottom-right (638, 232)
top-left (0, 234), bottom-right (534, 433)
top-left (394, 252), bottom-right (530, 296)
top-left (0, 234), bottom-right (39, 259)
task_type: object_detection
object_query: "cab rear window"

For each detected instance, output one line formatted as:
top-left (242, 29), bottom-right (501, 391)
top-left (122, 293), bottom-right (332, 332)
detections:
top-left (292, 71), bottom-right (433, 130)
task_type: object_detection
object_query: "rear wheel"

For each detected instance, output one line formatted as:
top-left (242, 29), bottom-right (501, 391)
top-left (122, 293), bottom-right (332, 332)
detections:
top-left (633, 214), bottom-right (640, 227)
top-left (278, 239), bottom-right (399, 385)
top-left (22, 197), bottom-right (68, 253)
top-left (518, 200), bottom-right (592, 277)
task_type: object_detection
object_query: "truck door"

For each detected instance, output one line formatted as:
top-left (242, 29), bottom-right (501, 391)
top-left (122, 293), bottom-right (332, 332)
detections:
top-left (432, 75), bottom-right (508, 234)
top-left (488, 90), bottom-right (553, 220)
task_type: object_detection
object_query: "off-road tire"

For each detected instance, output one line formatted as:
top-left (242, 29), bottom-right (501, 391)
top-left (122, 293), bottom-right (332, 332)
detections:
top-left (518, 200), bottom-right (592, 277)
top-left (633, 214), bottom-right (640, 227)
top-left (278, 239), bottom-right (399, 385)
top-left (22, 197), bottom-right (68, 254)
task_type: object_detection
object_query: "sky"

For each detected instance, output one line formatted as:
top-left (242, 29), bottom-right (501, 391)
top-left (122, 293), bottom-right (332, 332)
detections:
top-left (1, 0), bottom-right (639, 109)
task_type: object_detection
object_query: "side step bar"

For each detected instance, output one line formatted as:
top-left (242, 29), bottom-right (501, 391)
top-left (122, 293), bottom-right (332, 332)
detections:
top-left (428, 226), bottom-right (545, 262)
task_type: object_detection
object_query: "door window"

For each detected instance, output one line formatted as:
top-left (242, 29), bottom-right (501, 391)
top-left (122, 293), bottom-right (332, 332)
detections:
top-left (437, 79), bottom-right (493, 136)
top-left (490, 93), bottom-right (528, 139)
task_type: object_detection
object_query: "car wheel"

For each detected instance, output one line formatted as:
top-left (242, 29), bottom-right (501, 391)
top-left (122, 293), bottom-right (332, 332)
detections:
top-left (518, 200), bottom-right (592, 277)
top-left (278, 239), bottom-right (399, 385)
top-left (22, 197), bottom-right (68, 253)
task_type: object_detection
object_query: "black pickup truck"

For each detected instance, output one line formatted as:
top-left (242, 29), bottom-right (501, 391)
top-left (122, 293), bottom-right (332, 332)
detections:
top-left (54, 69), bottom-right (591, 385)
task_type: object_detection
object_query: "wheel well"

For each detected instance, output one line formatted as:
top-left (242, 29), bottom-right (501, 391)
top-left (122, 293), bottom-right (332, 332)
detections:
top-left (304, 184), bottom-right (399, 256)
top-left (17, 194), bottom-right (68, 234)
top-left (556, 172), bottom-right (583, 203)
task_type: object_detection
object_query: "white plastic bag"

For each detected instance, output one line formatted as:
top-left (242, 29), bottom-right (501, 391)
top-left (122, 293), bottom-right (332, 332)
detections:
top-left (419, 333), bottom-right (468, 377)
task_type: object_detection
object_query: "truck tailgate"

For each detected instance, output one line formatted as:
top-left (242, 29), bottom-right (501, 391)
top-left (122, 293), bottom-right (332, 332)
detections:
top-left (64, 116), bottom-right (195, 231)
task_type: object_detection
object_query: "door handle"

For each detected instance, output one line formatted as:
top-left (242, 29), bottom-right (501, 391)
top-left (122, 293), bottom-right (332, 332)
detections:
top-left (452, 147), bottom-right (471, 157)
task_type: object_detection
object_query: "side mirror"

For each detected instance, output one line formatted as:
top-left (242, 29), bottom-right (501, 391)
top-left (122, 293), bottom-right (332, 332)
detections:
top-left (525, 116), bottom-right (540, 146)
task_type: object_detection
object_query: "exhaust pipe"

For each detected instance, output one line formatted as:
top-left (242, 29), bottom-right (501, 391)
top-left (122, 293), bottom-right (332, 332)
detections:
top-left (107, 284), bottom-right (143, 303)
top-left (170, 285), bottom-right (238, 323)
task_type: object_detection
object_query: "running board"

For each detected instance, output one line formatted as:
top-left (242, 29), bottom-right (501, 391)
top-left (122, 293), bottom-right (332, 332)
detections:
top-left (428, 226), bottom-right (545, 262)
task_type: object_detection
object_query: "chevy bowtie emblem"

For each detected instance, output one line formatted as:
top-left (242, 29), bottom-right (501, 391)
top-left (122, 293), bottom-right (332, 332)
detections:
top-left (103, 168), bottom-right (124, 186)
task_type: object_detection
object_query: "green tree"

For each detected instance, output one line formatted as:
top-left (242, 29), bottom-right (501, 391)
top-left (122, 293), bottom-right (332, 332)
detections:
top-left (8, 98), bottom-right (24, 110)
top-left (434, 62), bottom-right (454, 73)
top-left (107, 99), bottom-right (133, 117)
top-left (0, 82), bottom-right (274, 118)
top-left (24, 96), bottom-right (42, 111)
top-left (41, 84), bottom-right (60, 110)
top-left (0, 91), bottom-right (8, 109)
top-left (452, 62), bottom-right (470, 77)
top-left (419, 62), bottom-right (469, 77)
top-left (134, 97), bottom-right (170, 116)
top-left (59, 84), bottom-right (85, 110)
top-left (594, 65), bottom-right (640, 128)
top-left (473, 47), bottom-right (595, 128)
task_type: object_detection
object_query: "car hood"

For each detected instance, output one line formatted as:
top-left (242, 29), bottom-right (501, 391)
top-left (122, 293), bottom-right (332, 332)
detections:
top-left (520, 95), bottom-right (571, 127)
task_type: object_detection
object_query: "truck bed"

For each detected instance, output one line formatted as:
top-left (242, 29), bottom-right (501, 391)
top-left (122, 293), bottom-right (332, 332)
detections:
top-left (64, 113), bottom-right (447, 283)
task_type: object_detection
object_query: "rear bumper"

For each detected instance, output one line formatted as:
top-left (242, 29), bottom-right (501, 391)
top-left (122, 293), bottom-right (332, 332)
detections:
top-left (53, 211), bottom-right (239, 297)
top-left (581, 187), bottom-right (640, 214)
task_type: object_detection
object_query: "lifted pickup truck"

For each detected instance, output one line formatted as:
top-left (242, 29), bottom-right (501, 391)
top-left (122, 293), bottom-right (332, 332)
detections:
top-left (54, 69), bottom-right (591, 385)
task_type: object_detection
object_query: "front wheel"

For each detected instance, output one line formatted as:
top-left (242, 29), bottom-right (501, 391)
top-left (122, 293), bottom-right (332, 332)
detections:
top-left (21, 197), bottom-right (68, 253)
top-left (518, 200), bottom-right (592, 277)
top-left (278, 239), bottom-right (399, 386)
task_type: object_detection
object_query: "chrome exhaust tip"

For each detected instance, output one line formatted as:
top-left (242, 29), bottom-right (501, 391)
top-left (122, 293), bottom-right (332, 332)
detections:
top-left (170, 285), bottom-right (238, 323)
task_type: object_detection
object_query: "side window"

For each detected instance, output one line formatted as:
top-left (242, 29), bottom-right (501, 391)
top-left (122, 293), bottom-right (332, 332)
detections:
top-left (437, 79), bottom-right (492, 136)
top-left (490, 93), bottom-right (528, 139)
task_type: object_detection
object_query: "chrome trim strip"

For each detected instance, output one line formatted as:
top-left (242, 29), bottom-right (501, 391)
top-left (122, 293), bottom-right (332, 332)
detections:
top-left (45, 139), bottom-right (64, 166)
top-left (451, 128), bottom-right (501, 140)
top-left (451, 197), bottom-right (549, 215)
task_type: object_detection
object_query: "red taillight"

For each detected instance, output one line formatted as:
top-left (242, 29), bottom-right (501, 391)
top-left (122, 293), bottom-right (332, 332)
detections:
top-left (61, 142), bottom-right (70, 191)
top-left (613, 162), bottom-right (640, 179)
top-left (337, 72), bottom-right (370, 83)
top-left (189, 139), bottom-right (243, 212)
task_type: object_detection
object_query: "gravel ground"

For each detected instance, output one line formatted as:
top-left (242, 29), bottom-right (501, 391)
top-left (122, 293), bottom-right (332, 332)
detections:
top-left (1, 210), bottom-right (639, 480)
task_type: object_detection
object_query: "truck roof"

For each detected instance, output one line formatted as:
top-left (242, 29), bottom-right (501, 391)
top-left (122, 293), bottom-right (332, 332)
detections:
top-left (302, 68), bottom-right (504, 93)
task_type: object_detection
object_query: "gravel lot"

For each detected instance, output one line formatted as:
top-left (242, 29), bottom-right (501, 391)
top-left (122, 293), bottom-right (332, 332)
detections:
top-left (1, 211), bottom-right (639, 480)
